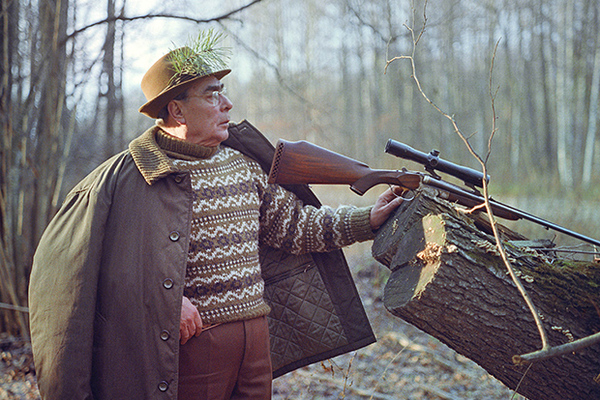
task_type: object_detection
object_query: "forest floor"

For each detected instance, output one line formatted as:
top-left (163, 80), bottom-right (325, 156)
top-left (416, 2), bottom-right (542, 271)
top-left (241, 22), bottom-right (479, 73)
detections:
top-left (0, 241), bottom-right (526, 400)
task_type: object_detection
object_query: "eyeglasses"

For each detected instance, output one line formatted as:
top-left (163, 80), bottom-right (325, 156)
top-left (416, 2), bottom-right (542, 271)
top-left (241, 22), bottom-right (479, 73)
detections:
top-left (186, 86), bottom-right (227, 107)
top-left (208, 86), bottom-right (227, 107)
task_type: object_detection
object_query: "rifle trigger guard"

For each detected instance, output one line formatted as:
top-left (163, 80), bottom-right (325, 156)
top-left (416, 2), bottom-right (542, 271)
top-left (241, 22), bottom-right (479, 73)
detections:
top-left (394, 187), bottom-right (414, 202)
top-left (401, 193), bottom-right (414, 202)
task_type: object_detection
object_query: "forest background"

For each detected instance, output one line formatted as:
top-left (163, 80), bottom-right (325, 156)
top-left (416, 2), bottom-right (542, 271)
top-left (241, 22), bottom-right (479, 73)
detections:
top-left (2, 0), bottom-right (600, 341)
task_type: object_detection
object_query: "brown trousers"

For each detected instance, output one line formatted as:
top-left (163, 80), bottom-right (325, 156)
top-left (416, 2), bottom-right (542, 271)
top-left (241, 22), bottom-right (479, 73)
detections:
top-left (178, 316), bottom-right (273, 400)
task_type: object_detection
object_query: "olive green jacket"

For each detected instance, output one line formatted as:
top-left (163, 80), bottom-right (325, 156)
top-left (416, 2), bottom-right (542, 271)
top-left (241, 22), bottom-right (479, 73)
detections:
top-left (29, 120), bottom-right (375, 399)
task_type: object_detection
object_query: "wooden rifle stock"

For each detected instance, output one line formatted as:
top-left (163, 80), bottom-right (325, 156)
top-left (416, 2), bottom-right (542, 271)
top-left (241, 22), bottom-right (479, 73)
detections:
top-left (268, 140), bottom-right (421, 195)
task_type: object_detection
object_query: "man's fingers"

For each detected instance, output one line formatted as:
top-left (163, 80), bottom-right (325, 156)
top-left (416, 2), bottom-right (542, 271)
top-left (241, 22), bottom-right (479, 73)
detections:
top-left (180, 296), bottom-right (203, 344)
top-left (194, 315), bottom-right (203, 337)
top-left (180, 328), bottom-right (189, 345)
top-left (391, 186), bottom-right (410, 198)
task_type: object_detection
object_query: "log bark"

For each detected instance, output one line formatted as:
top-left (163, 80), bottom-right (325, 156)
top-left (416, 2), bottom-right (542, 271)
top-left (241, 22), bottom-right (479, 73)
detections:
top-left (372, 188), bottom-right (600, 400)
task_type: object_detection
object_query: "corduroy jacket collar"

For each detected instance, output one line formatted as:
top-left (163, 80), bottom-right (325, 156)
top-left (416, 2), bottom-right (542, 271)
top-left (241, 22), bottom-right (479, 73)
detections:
top-left (129, 126), bottom-right (178, 186)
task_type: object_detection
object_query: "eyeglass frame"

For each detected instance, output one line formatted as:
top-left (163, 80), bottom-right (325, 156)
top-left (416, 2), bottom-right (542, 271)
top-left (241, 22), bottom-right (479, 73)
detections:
top-left (182, 85), bottom-right (228, 107)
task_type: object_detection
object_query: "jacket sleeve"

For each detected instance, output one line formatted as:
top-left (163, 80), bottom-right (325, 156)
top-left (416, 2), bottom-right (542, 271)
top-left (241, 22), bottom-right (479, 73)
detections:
top-left (29, 172), bottom-right (113, 399)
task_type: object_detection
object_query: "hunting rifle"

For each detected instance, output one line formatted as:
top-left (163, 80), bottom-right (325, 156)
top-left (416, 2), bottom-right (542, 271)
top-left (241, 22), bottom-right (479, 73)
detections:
top-left (267, 139), bottom-right (600, 248)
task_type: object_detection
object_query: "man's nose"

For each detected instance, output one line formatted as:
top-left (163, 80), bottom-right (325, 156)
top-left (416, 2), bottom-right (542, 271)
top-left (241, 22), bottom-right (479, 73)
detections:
top-left (221, 95), bottom-right (233, 111)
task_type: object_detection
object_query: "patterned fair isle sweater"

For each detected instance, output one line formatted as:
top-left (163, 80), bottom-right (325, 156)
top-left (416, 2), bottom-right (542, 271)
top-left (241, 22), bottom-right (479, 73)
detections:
top-left (155, 129), bottom-right (375, 325)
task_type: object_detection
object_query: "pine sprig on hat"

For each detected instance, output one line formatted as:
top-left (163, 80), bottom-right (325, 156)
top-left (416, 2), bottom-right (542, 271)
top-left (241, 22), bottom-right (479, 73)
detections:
top-left (169, 29), bottom-right (231, 78)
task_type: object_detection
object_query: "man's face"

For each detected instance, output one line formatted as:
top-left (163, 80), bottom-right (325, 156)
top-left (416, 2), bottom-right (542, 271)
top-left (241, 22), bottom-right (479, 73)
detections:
top-left (176, 76), bottom-right (233, 146)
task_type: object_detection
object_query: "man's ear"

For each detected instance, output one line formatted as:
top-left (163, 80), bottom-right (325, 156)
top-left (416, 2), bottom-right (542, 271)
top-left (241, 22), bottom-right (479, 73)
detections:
top-left (167, 100), bottom-right (186, 125)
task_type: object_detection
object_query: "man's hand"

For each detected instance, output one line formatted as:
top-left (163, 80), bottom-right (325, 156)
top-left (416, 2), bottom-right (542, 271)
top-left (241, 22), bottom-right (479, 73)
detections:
top-left (180, 296), bottom-right (203, 345)
top-left (370, 186), bottom-right (406, 230)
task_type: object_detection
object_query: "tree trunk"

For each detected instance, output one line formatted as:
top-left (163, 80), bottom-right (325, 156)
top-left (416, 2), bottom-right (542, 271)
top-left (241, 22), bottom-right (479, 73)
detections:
top-left (556, 0), bottom-right (575, 187)
top-left (101, 0), bottom-right (118, 159)
top-left (372, 188), bottom-right (600, 400)
top-left (538, 0), bottom-right (556, 173)
top-left (582, 17), bottom-right (600, 185)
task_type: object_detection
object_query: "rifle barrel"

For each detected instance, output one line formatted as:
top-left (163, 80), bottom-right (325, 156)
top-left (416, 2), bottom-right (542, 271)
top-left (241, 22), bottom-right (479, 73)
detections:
top-left (488, 199), bottom-right (600, 248)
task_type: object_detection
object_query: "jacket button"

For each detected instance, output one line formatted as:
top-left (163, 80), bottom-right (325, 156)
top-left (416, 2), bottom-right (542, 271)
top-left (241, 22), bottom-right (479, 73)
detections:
top-left (174, 175), bottom-right (184, 183)
top-left (163, 278), bottom-right (174, 289)
top-left (169, 231), bottom-right (180, 242)
top-left (158, 381), bottom-right (169, 392)
top-left (160, 330), bottom-right (170, 341)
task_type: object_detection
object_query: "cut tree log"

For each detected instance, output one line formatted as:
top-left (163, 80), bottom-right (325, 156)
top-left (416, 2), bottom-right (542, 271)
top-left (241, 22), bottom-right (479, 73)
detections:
top-left (372, 188), bottom-right (600, 400)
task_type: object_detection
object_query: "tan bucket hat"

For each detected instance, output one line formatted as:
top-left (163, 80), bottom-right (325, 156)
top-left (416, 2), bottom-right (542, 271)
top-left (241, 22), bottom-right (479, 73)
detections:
top-left (138, 48), bottom-right (231, 118)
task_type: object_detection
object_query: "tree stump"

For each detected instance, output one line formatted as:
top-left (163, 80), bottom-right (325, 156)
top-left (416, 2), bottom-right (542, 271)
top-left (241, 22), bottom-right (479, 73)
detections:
top-left (372, 188), bottom-right (600, 400)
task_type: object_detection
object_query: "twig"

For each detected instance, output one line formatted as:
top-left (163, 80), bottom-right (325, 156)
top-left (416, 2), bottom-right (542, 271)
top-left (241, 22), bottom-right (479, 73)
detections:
top-left (481, 41), bottom-right (549, 350)
top-left (513, 331), bottom-right (600, 365)
top-left (369, 337), bottom-right (412, 400)
top-left (342, 352), bottom-right (356, 396)
top-left (511, 362), bottom-right (533, 400)
top-left (0, 302), bottom-right (29, 313)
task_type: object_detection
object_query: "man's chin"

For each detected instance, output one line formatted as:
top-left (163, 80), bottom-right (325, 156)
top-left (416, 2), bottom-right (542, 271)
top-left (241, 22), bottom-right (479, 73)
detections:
top-left (218, 129), bottom-right (229, 141)
top-left (211, 130), bottom-right (229, 146)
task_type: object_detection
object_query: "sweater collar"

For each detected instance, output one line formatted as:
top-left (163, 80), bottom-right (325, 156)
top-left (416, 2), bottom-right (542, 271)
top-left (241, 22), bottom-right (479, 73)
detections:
top-left (129, 125), bottom-right (222, 185)
top-left (154, 129), bottom-right (219, 160)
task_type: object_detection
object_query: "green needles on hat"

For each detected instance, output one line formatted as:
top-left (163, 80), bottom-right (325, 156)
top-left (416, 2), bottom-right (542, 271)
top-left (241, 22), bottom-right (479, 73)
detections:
top-left (169, 29), bottom-right (231, 78)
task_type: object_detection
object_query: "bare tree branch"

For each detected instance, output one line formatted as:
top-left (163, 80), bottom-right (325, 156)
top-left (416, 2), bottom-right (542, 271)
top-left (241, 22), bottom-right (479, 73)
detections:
top-left (513, 331), bottom-right (600, 365)
top-left (59, 0), bottom-right (265, 46)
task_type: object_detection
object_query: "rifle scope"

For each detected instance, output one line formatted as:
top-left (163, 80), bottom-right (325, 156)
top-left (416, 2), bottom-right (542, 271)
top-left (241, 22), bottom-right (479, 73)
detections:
top-left (385, 139), bottom-right (489, 188)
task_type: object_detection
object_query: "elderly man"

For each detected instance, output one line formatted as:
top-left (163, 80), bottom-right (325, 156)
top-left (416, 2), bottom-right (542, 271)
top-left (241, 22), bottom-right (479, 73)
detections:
top-left (29, 33), bottom-right (403, 400)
